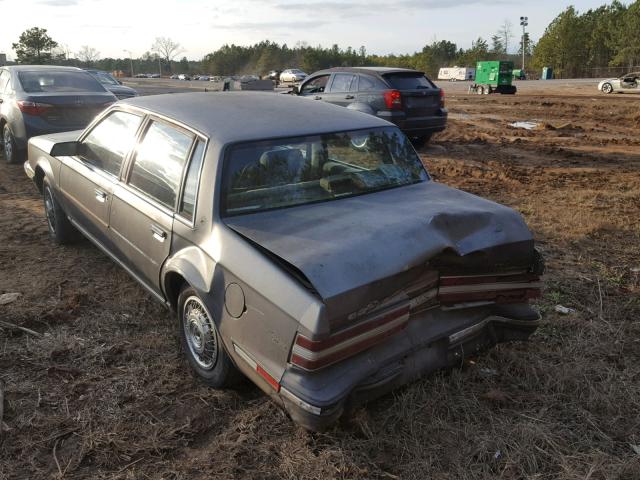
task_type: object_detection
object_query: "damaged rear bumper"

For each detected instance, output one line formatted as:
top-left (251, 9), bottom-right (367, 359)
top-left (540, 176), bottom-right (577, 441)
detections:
top-left (279, 305), bottom-right (541, 431)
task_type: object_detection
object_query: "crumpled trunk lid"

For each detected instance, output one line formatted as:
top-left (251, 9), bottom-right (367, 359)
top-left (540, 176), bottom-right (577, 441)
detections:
top-left (224, 181), bottom-right (535, 329)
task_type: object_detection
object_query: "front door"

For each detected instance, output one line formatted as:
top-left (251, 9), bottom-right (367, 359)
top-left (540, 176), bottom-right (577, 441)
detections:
top-left (324, 73), bottom-right (358, 107)
top-left (58, 110), bottom-right (143, 247)
top-left (109, 118), bottom-right (195, 292)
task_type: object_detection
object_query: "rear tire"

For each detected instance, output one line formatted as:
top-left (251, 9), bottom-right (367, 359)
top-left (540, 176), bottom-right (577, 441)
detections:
top-left (410, 133), bottom-right (433, 149)
top-left (43, 181), bottom-right (79, 244)
top-left (476, 85), bottom-right (485, 95)
top-left (3, 124), bottom-right (24, 164)
top-left (178, 286), bottom-right (242, 388)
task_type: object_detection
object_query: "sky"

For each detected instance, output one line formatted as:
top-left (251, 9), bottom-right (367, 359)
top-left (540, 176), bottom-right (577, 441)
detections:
top-left (0, 0), bottom-right (617, 60)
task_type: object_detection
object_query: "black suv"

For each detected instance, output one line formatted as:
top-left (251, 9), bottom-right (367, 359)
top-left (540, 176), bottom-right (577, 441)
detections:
top-left (296, 67), bottom-right (447, 146)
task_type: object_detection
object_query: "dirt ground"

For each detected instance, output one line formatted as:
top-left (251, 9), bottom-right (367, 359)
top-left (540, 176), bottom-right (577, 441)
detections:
top-left (1, 88), bottom-right (639, 479)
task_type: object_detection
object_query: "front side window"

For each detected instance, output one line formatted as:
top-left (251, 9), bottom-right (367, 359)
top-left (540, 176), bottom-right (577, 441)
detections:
top-left (300, 75), bottom-right (329, 95)
top-left (222, 127), bottom-right (428, 216)
top-left (18, 70), bottom-right (106, 93)
top-left (329, 74), bottom-right (357, 93)
top-left (129, 120), bottom-right (194, 208)
top-left (80, 110), bottom-right (143, 176)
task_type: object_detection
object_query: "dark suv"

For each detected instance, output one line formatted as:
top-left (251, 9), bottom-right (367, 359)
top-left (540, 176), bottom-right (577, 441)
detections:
top-left (296, 67), bottom-right (447, 146)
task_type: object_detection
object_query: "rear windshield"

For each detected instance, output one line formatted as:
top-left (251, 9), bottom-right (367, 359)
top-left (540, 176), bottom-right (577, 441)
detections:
top-left (18, 71), bottom-right (106, 93)
top-left (222, 127), bottom-right (428, 216)
top-left (383, 73), bottom-right (434, 90)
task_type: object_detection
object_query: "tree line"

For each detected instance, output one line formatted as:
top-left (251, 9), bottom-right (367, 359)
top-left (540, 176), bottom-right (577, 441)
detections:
top-left (7, 1), bottom-right (640, 79)
top-left (531, 1), bottom-right (640, 78)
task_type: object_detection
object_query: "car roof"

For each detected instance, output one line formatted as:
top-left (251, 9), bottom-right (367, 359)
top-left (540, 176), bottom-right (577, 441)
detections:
top-left (3, 65), bottom-right (85, 72)
top-left (120, 92), bottom-right (390, 144)
top-left (312, 67), bottom-right (423, 77)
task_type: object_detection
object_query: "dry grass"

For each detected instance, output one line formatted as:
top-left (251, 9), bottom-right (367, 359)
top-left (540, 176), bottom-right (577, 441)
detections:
top-left (1, 92), bottom-right (640, 479)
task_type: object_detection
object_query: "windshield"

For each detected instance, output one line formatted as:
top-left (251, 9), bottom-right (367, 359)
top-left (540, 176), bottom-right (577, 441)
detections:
top-left (221, 127), bottom-right (428, 216)
top-left (19, 71), bottom-right (106, 93)
top-left (91, 71), bottom-right (119, 86)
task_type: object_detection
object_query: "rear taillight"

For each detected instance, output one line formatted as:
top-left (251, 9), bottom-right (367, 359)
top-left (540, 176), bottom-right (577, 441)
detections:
top-left (290, 305), bottom-right (410, 371)
top-left (438, 273), bottom-right (542, 305)
top-left (17, 101), bottom-right (53, 116)
top-left (439, 89), bottom-right (445, 108)
top-left (383, 89), bottom-right (402, 110)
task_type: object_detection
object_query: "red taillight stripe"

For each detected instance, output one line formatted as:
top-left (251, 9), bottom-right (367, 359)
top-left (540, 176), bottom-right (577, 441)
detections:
top-left (233, 343), bottom-right (281, 391)
top-left (439, 288), bottom-right (541, 305)
top-left (440, 273), bottom-right (539, 287)
top-left (291, 321), bottom-right (408, 371)
top-left (296, 305), bottom-right (410, 352)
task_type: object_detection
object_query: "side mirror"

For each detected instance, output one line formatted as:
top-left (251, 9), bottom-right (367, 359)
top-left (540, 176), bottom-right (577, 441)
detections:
top-left (118, 80), bottom-right (123, 85)
top-left (50, 141), bottom-right (80, 157)
top-left (291, 85), bottom-right (300, 95)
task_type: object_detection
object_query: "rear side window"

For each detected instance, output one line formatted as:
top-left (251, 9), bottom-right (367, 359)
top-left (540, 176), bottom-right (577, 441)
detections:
top-left (18, 70), bottom-right (106, 93)
top-left (179, 140), bottom-right (205, 221)
top-left (329, 74), bottom-right (357, 93)
top-left (383, 73), bottom-right (433, 90)
top-left (80, 111), bottom-right (143, 177)
top-left (358, 75), bottom-right (386, 91)
top-left (129, 120), bottom-right (194, 208)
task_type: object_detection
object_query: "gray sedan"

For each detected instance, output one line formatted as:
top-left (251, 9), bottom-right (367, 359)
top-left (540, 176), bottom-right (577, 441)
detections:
top-left (24, 92), bottom-right (543, 430)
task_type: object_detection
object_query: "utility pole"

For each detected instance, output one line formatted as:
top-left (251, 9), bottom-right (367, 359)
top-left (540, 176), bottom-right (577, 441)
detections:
top-left (124, 49), bottom-right (134, 77)
top-left (520, 16), bottom-right (528, 72)
top-left (158, 56), bottom-right (162, 77)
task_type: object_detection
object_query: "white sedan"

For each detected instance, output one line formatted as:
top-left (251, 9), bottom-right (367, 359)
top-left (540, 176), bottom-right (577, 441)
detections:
top-left (280, 69), bottom-right (307, 83)
top-left (599, 72), bottom-right (640, 94)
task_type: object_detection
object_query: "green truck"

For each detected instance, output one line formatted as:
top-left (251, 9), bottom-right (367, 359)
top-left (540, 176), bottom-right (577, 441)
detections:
top-left (469, 61), bottom-right (517, 95)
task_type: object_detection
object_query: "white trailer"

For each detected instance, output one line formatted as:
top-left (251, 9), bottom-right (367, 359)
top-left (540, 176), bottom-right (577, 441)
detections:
top-left (438, 67), bottom-right (476, 81)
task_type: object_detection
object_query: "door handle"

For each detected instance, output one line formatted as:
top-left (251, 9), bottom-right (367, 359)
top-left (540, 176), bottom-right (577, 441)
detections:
top-left (150, 224), bottom-right (167, 242)
top-left (314, 96), bottom-right (322, 100)
top-left (94, 189), bottom-right (107, 203)
top-left (344, 95), bottom-right (355, 100)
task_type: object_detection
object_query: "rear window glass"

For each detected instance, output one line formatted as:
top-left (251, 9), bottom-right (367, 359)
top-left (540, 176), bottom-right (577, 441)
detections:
top-left (221, 127), bottom-right (428, 216)
top-left (383, 73), bottom-right (433, 90)
top-left (18, 71), bottom-right (106, 93)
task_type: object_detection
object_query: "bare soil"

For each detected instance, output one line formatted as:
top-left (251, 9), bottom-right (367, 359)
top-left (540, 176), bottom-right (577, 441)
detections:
top-left (1, 89), bottom-right (639, 479)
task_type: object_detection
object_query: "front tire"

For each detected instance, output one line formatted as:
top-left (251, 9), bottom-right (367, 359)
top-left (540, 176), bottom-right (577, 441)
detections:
top-left (43, 182), bottom-right (79, 244)
top-left (601, 83), bottom-right (613, 94)
top-left (3, 124), bottom-right (23, 164)
top-left (178, 286), bottom-right (241, 388)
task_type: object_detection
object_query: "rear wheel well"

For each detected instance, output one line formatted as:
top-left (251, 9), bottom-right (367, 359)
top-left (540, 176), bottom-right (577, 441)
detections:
top-left (34, 166), bottom-right (45, 193)
top-left (165, 272), bottom-right (187, 312)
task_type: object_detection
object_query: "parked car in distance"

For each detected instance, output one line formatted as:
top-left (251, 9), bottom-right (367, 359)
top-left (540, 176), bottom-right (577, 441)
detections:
top-left (134, 73), bottom-right (148, 78)
top-left (170, 74), bottom-right (179, 80)
top-left (198, 75), bottom-right (210, 81)
top-left (0, 65), bottom-right (116, 163)
top-left (296, 67), bottom-right (447, 147)
top-left (85, 69), bottom-right (137, 99)
top-left (24, 92), bottom-right (543, 431)
top-left (599, 72), bottom-right (640, 94)
top-left (280, 69), bottom-right (307, 83)
top-left (178, 74), bottom-right (191, 81)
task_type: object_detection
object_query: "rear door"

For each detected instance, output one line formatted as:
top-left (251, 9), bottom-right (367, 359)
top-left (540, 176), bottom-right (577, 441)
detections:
top-left (109, 117), bottom-right (196, 293)
top-left (58, 110), bottom-right (143, 246)
top-left (382, 72), bottom-right (441, 119)
top-left (324, 73), bottom-right (358, 107)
